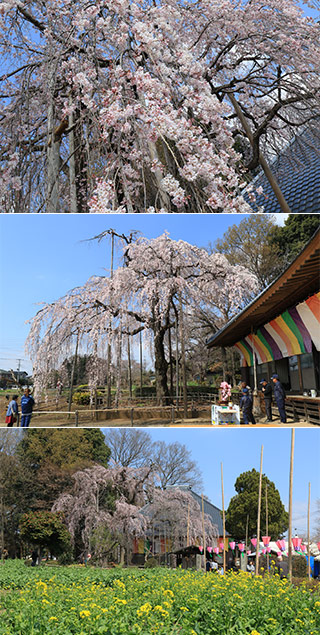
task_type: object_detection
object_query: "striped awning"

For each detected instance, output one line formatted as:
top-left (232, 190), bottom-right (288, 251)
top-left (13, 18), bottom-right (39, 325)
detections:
top-left (235, 292), bottom-right (320, 366)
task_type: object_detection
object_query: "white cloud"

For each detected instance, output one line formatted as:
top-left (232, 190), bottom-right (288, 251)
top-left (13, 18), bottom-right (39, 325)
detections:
top-left (274, 213), bottom-right (289, 226)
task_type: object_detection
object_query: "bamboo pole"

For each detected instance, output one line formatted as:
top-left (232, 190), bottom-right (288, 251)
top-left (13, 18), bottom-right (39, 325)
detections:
top-left (107, 232), bottom-right (114, 408)
top-left (266, 485), bottom-right (269, 572)
top-left (221, 463), bottom-right (226, 574)
top-left (139, 331), bottom-right (143, 396)
top-left (187, 502), bottom-right (190, 547)
top-left (307, 482), bottom-right (311, 580)
top-left (255, 445), bottom-right (264, 576)
top-left (288, 429), bottom-right (295, 583)
top-left (175, 316), bottom-right (179, 406)
top-left (201, 494), bottom-right (206, 571)
top-left (68, 331), bottom-right (79, 417)
top-left (179, 294), bottom-right (188, 419)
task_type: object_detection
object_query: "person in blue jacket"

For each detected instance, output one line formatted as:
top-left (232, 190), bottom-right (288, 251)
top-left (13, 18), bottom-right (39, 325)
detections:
top-left (240, 388), bottom-right (256, 425)
top-left (20, 388), bottom-right (35, 427)
top-left (271, 374), bottom-right (286, 423)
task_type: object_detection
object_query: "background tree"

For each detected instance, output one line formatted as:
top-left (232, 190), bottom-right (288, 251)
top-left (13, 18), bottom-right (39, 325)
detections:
top-left (151, 441), bottom-right (203, 492)
top-left (19, 511), bottom-right (71, 557)
top-left (0, 429), bottom-right (111, 556)
top-left (104, 429), bottom-right (153, 468)
top-left (26, 232), bottom-right (257, 403)
top-left (268, 215), bottom-right (320, 268)
top-left (213, 215), bottom-right (282, 290)
top-left (225, 469), bottom-right (288, 540)
top-left (104, 429), bottom-right (203, 491)
top-left (16, 429), bottom-right (110, 471)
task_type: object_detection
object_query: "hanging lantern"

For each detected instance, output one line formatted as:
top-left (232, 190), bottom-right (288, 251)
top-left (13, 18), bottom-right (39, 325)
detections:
top-left (238, 543), bottom-right (245, 552)
top-left (276, 539), bottom-right (286, 552)
top-left (317, 542), bottom-right (320, 551)
top-left (199, 545), bottom-right (203, 553)
top-left (214, 547), bottom-right (219, 555)
top-left (277, 551), bottom-right (282, 557)
top-left (262, 548), bottom-right (266, 555)
top-left (229, 541), bottom-right (235, 550)
top-left (247, 550), bottom-right (251, 556)
top-left (266, 547), bottom-right (271, 553)
top-left (251, 538), bottom-right (257, 547)
top-left (219, 542), bottom-right (224, 551)
top-left (292, 537), bottom-right (302, 551)
top-left (262, 536), bottom-right (271, 547)
top-left (207, 547), bottom-right (213, 553)
top-left (300, 545), bottom-right (306, 553)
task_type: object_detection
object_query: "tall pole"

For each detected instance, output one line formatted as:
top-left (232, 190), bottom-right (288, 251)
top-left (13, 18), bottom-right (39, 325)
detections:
top-left (228, 93), bottom-right (292, 213)
top-left (68, 331), bottom-right (79, 417)
top-left (179, 294), bottom-right (188, 419)
top-left (221, 463), bottom-right (226, 573)
top-left (255, 445), bottom-right (264, 576)
top-left (175, 316), bottom-right (179, 406)
top-left (266, 485), bottom-right (269, 573)
top-left (107, 232), bottom-right (114, 408)
top-left (187, 502), bottom-right (190, 547)
top-left (201, 494), bottom-right (206, 571)
top-left (307, 482), bottom-right (311, 580)
top-left (127, 334), bottom-right (132, 403)
top-left (139, 331), bottom-right (143, 396)
top-left (288, 429), bottom-right (295, 583)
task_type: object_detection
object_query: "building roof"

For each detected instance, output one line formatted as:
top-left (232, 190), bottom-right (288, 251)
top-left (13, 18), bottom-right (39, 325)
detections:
top-left (207, 228), bottom-right (320, 348)
top-left (246, 131), bottom-right (320, 213)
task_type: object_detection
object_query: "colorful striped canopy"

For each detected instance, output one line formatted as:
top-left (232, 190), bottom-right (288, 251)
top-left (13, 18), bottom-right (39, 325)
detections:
top-left (235, 292), bottom-right (320, 366)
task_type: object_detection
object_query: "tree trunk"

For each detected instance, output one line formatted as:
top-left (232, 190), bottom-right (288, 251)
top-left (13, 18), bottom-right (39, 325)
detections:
top-left (154, 327), bottom-right (170, 404)
top-left (47, 96), bottom-right (60, 212)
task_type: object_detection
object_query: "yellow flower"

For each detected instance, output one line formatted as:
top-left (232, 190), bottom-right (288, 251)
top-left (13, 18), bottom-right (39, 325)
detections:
top-left (49, 617), bottom-right (58, 622)
top-left (79, 610), bottom-right (91, 618)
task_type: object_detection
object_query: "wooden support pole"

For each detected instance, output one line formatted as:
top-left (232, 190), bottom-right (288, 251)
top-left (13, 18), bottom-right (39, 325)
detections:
top-left (68, 331), bottom-right (79, 418)
top-left (187, 502), bottom-right (190, 547)
top-left (288, 429), bottom-right (295, 583)
top-left (307, 482), bottom-right (311, 580)
top-left (221, 463), bottom-right (226, 574)
top-left (201, 494), bottom-right (206, 571)
top-left (255, 445), bottom-right (264, 576)
top-left (266, 485), bottom-right (269, 573)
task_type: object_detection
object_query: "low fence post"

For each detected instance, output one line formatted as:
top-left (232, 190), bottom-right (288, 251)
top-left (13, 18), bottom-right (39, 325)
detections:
top-left (130, 408), bottom-right (134, 426)
top-left (75, 411), bottom-right (79, 427)
top-left (171, 405), bottom-right (175, 424)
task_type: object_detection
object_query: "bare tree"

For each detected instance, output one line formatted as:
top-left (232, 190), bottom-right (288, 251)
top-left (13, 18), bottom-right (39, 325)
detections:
top-left (104, 429), bottom-right (153, 469)
top-left (152, 441), bottom-right (203, 492)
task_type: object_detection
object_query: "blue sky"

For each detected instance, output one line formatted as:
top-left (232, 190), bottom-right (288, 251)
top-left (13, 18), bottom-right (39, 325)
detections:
top-left (107, 427), bottom-right (319, 537)
top-left (0, 213), bottom-right (287, 374)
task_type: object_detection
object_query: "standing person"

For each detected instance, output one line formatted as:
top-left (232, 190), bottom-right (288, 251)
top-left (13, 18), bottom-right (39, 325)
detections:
top-left (260, 379), bottom-right (273, 422)
top-left (5, 394), bottom-right (19, 427)
top-left (20, 388), bottom-right (35, 427)
top-left (271, 374), bottom-right (286, 423)
top-left (240, 388), bottom-right (256, 425)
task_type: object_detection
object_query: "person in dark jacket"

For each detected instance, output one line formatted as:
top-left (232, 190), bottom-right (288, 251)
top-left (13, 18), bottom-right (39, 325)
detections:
top-left (240, 388), bottom-right (256, 425)
top-left (260, 379), bottom-right (273, 422)
top-left (271, 374), bottom-right (286, 423)
top-left (20, 388), bottom-right (35, 428)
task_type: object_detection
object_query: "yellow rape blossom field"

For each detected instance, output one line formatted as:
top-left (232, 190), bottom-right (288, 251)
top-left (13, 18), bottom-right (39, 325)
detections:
top-left (0, 561), bottom-right (319, 634)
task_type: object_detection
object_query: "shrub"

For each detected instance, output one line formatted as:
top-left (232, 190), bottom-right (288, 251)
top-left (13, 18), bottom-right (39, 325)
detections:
top-left (144, 557), bottom-right (158, 568)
